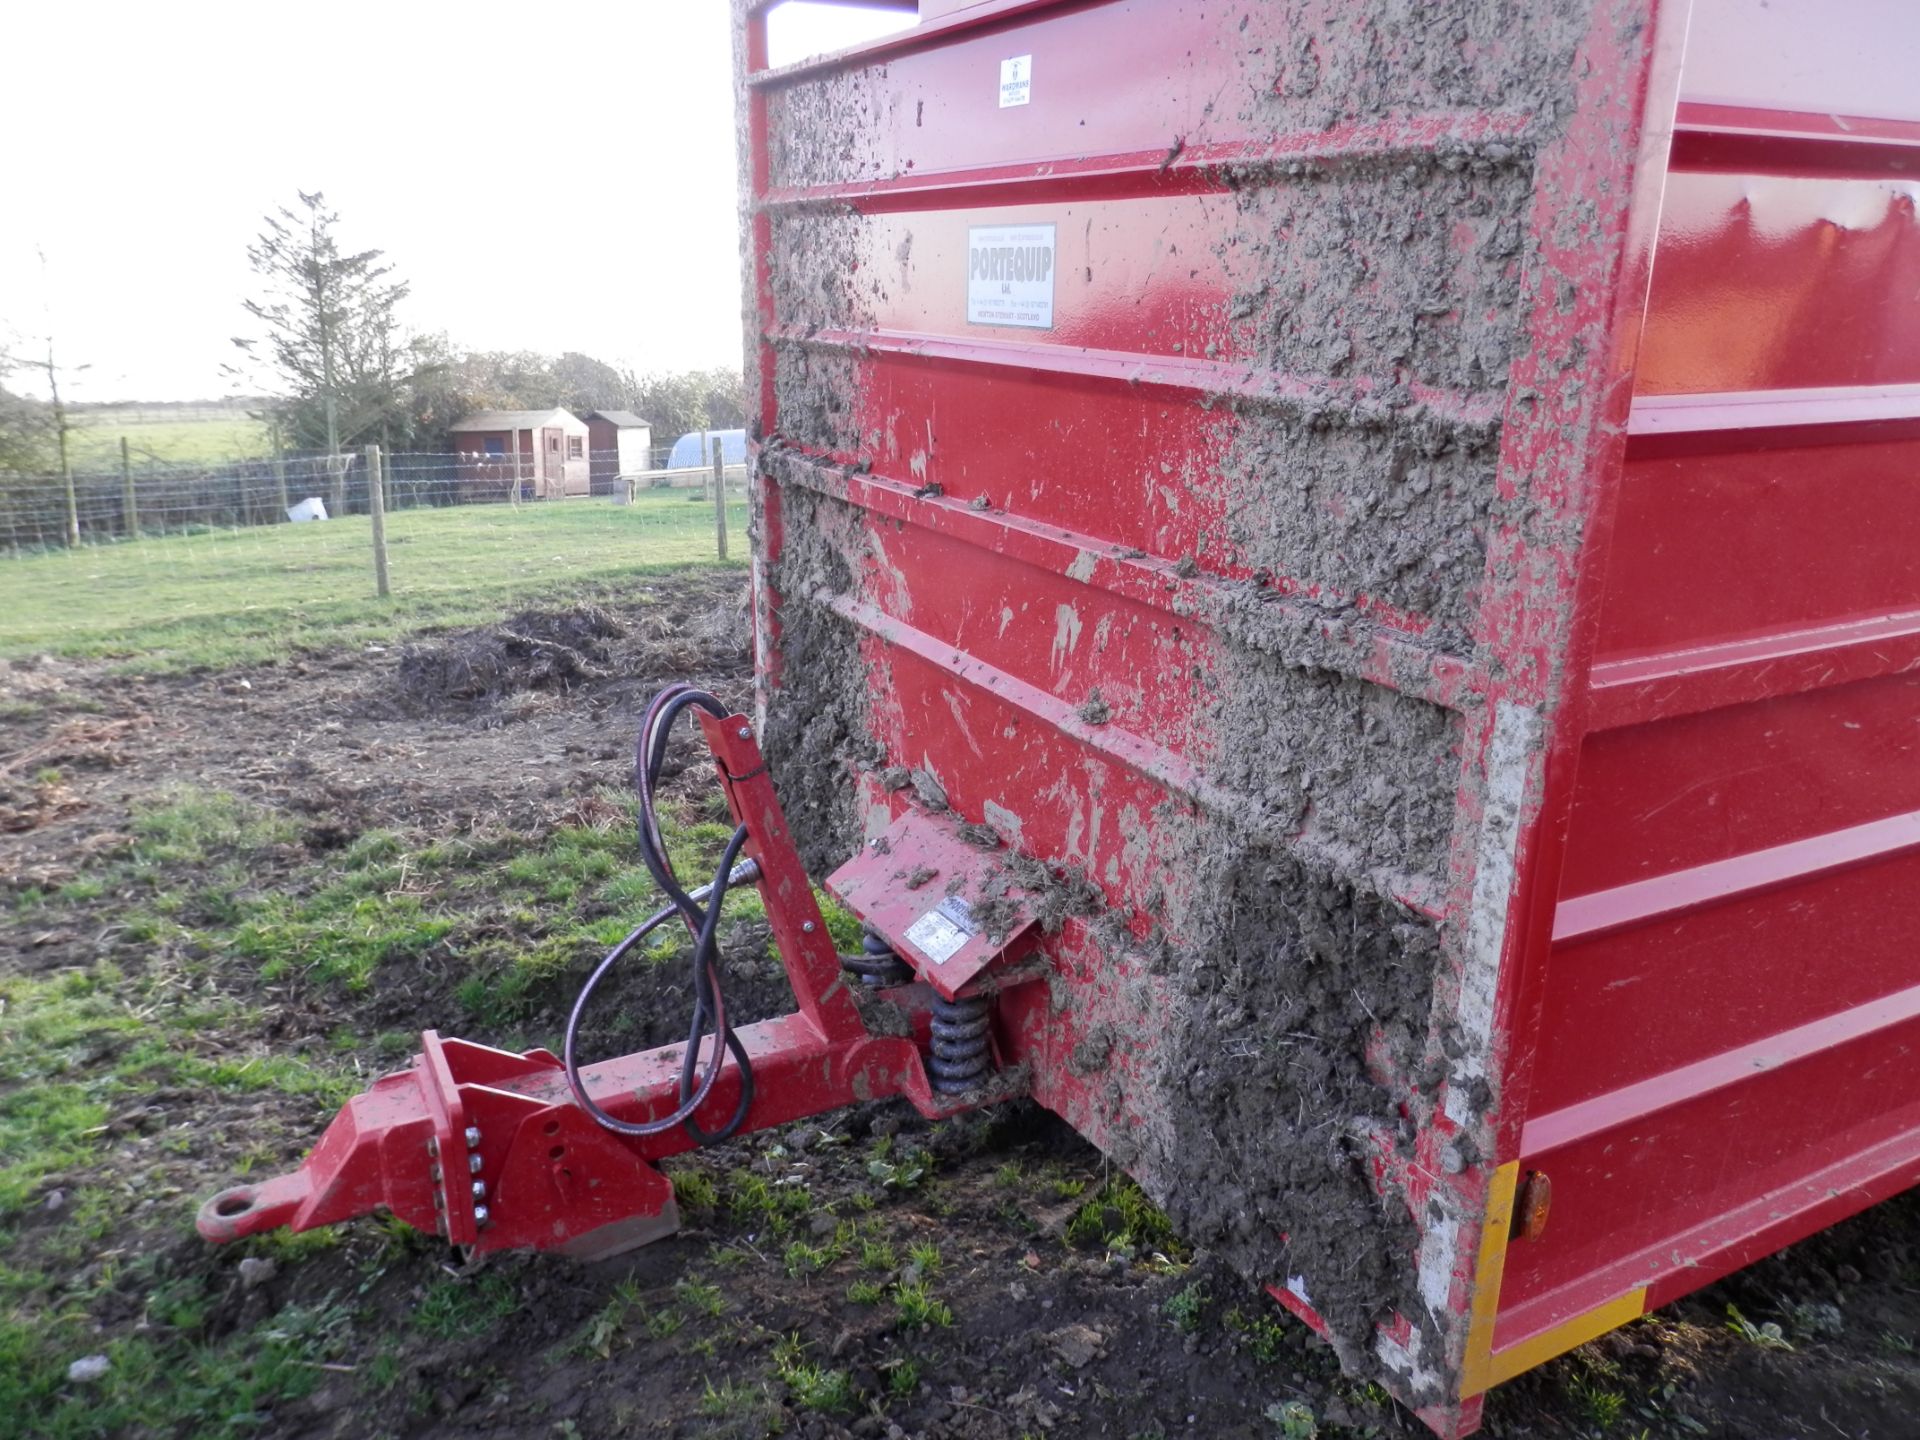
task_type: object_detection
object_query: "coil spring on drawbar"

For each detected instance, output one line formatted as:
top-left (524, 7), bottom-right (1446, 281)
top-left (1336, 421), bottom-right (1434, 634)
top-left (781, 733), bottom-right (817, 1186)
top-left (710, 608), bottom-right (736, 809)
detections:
top-left (928, 993), bottom-right (991, 1093)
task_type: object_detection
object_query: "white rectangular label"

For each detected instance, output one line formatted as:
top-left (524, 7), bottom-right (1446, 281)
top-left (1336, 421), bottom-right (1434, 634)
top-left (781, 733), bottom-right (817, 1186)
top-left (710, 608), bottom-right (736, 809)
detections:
top-left (904, 896), bottom-right (977, 964)
top-left (998, 54), bottom-right (1031, 107)
top-left (966, 223), bottom-right (1056, 330)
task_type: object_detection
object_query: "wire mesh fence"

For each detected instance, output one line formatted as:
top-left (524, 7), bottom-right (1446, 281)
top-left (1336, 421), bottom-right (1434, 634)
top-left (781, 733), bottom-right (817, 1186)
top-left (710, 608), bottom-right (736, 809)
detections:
top-left (0, 450), bottom-right (751, 664)
top-left (0, 449), bottom-right (748, 551)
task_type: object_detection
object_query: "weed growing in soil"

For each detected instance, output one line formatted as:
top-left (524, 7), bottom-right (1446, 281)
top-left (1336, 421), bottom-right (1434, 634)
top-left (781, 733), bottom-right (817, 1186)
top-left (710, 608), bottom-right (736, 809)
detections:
top-left (1724, 1302), bottom-right (1794, 1350)
top-left (892, 1280), bottom-right (954, 1330)
top-left (670, 1167), bottom-right (720, 1215)
top-left (727, 1169), bottom-right (814, 1234)
top-left (1166, 1280), bottom-right (1209, 1333)
top-left (700, 1375), bottom-right (774, 1422)
top-left (415, 1271), bottom-right (520, 1339)
top-left (576, 1281), bottom-right (645, 1359)
top-left (1266, 1399), bottom-right (1319, 1438)
top-left (1568, 1371), bottom-right (1627, 1429)
top-left (1225, 1305), bottom-right (1297, 1364)
top-left (867, 1151), bottom-right (930, 1191)
top-left (773, 1333), bottom-right (853, 1413)
top-left (646, 1307), bottom-right (685, 1339)
top-left (677, 1277), bottom-right (727, 1317)
top-left (1065, 1176), bottom-right (1189, 1263)
top-left (784, 1238), bottom-right (832, 1277)
top-left (1041, 1164), bottom-right (1088, 1200)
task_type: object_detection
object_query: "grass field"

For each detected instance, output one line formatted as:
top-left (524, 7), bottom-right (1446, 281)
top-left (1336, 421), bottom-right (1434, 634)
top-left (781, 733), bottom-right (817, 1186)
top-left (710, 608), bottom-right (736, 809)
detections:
top-left (0, 494), bottom-right (747, 669)
top-left (67, 406), bottom-right (270, 469)
top-left (5, 495), bottom-right (1919, 1438)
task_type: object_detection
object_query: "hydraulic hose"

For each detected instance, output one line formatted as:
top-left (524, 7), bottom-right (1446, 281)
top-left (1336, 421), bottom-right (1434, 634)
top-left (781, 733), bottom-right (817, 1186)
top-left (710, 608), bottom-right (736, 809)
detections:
top-left (561, 684), bottom-right (759, 1144)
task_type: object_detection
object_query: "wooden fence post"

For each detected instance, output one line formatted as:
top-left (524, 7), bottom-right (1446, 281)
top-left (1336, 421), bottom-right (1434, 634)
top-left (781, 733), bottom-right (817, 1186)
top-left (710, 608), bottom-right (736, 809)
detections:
top-left (270, 420), bottom-right (289, 518)
top-left (366, 444), bottom-right (391, 599)
top-left (59, 430), bottom-right (77, 548)
top-left (120, 436), bottom-right (138, 538)
top-left (711, 438), bottom-right (728, 562)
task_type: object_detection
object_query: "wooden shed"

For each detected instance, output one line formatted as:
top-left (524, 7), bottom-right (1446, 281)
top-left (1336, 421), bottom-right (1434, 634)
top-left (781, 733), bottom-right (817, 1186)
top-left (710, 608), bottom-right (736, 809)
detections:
top-left (579, 410), bottom-right (653, 496)
top-left (449, 408), bottom-right (591, 499)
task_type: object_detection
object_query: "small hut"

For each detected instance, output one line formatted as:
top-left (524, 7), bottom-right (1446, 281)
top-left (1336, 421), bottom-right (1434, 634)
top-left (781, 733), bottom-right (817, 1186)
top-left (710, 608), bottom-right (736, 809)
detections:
top-left (449, 409), bottom-right (591, 499)
top-left (580, 411), bottom-right (653, 496)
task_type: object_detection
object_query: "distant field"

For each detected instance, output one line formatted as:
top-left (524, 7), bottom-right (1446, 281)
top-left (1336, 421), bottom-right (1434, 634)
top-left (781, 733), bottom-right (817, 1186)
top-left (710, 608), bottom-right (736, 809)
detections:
top-left (67, 404), bottom-right (270, 469)
top-left (0, 495), bottom-right (746, 669)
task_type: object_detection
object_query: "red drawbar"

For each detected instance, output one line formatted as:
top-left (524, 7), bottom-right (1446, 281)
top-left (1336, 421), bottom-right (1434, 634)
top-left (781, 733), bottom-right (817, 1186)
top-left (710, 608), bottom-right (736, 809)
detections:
top-left (197, 714), bottom-right (1014, 1259)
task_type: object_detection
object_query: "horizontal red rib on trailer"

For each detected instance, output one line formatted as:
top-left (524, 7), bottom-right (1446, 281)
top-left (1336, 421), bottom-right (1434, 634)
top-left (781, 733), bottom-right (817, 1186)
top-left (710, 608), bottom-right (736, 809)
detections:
top-left (1553, 808), bottom-right (1920, 944)
top-left (1672, 100), bottom-right (1920, 177)
top-left (1585, 609), bottom-right (1920, 731)
top-left (766, 445), bottom-right (1477, 710)
top-left (758, 110), bottom-right (1537, 212)
top-left (768, 324), bottom-right (1507, 430)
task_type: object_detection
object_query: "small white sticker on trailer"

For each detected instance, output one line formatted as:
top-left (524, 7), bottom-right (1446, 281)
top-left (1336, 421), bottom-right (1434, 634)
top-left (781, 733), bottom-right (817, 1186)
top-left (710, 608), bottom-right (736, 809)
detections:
top-left (904, 895), bottom-right (978, 964)
top-left (998, 54), bottom-right (1032, 107)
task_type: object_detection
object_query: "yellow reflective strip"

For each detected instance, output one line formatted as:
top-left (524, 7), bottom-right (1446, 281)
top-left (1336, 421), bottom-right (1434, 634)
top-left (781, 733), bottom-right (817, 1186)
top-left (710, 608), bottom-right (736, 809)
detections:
top-left (1477, 1288), bottom-right (1647, 1391)
top-left (1459, 1160), bottom-right (1520, 1397)
top-left (1459, 1159), bottom-right (1648, 1396)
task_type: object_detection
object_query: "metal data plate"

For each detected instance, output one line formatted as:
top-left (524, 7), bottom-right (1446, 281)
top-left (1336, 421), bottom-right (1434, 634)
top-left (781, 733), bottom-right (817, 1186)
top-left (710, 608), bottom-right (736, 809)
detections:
top-left (825, 809), bottom-right (1038, 999)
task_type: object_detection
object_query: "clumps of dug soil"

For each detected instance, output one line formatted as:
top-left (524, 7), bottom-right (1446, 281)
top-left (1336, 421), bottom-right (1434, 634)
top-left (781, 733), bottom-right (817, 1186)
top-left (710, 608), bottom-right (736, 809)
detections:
top-left (376, 581), bottom-right (751, 726)
top-left (389, 605), bottom-right (626, 717)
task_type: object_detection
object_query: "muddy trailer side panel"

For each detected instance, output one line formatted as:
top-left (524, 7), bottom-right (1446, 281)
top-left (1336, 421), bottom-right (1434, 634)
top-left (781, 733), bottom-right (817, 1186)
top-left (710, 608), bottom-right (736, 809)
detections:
top-left (740, 1), bottom-right (1688, 1433)
top-left (740, 0), bottom-right (1920, 1430)
top-left (1499, 0), bottom-right (1920, 1374)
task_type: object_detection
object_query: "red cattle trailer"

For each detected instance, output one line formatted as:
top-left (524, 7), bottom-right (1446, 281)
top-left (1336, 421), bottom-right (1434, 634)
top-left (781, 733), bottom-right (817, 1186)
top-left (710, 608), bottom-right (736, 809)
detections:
top-left (200, 2), bottom-right (1920, 1433)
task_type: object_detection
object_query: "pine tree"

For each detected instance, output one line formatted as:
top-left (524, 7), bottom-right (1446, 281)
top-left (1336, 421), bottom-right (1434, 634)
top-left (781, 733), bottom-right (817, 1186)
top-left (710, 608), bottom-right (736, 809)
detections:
top-left (230, 191), bottom-right (412, 510)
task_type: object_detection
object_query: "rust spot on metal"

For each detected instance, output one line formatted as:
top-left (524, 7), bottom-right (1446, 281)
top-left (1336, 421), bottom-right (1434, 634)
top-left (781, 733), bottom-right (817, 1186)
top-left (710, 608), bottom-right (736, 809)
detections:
top-left (1512, 1171), bottom-right (1552, 1243)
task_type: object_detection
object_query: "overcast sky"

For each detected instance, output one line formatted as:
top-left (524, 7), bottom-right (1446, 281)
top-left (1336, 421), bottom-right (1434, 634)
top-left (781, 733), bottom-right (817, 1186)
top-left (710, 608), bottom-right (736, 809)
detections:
top-left (0, 1), bottom-right (913, 403)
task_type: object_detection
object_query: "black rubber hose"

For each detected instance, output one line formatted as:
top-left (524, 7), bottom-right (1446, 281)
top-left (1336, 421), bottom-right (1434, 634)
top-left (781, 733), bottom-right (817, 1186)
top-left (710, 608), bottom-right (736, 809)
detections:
top-left (562, 687), bottom-right (756, 1142)
top-left (676, 823), bottom-right (755, 1143)
top-left (561, 901), bottom-right (678, 1134)
top-left (633, 685), bottom-right (729, 925)
top-left (634, 685), bottom-right (756, 1139)
top-left (561, 826), bottom-right (754, 1140)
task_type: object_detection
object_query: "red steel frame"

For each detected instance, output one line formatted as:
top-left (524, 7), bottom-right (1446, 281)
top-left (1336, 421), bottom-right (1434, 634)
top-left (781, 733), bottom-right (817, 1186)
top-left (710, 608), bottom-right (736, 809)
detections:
top-left (198, 714), bottom-right (974, 1258)
top-left (201, 4), bottom-right (1920, 1437)
top-left (1485, 0), bottom-right (1920, 1390)
top-left (735, 1), bottom-right (1920, 1434)
top-left (736, 2), bottom-right (1690, 1431)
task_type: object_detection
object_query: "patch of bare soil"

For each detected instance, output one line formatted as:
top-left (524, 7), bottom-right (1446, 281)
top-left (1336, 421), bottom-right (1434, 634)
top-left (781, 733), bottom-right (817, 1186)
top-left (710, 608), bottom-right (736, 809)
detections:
top-left (2, 568), bottom-right (1918, 1440)
top-left (0, 571), bottom-right (749, 889)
